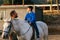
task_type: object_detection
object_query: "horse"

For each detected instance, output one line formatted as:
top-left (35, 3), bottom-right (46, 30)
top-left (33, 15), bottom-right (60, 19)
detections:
top-left (2, 18), bottom-right (48, 40)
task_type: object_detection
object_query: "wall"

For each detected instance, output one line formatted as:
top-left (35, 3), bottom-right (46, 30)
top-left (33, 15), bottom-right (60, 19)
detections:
top-left (0, 5), bottom-right (35, 30)
top-left (0, 5), bottom-right (28, 30)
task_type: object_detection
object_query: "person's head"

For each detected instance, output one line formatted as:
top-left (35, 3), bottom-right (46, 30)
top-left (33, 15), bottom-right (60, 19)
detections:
top-left (27, 6), bottom-right (33, 12)
top-left (10, 10), bottom-right (18, 18)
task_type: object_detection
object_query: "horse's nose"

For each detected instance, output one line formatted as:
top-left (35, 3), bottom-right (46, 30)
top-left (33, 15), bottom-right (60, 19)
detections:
top-left (1, 32), bottom-right (4, 38)
top-left (1, 32), bottom-right (8, 39)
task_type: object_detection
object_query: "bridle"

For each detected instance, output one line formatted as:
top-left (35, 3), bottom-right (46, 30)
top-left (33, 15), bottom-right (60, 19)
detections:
top-left (3, 21), bottom-right (13, 34)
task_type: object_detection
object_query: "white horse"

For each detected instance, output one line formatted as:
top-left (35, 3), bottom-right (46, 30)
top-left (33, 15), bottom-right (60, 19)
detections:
top-left (2, 18), bottom-right (48, 40)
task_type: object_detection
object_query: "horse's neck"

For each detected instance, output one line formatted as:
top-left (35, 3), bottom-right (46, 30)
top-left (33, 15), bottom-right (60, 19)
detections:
top-left (12, 19), bottom-right (30, 34)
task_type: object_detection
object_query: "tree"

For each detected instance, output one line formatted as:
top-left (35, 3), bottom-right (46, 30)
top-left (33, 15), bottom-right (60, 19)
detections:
top-left (47, 0), bottom-right (55, 4)
top-left (24, 0), bottom-right (34, 4)
top-left (9, 0), bottom-right (12, 5)
top-left (56, 0), bottom-right (59, 13)
top-left (3, 0), bottom-right (9, 4)
top-left (0, 0), bottom-right (3, 5)
top-left (14, 0), bottom-right (22, 5)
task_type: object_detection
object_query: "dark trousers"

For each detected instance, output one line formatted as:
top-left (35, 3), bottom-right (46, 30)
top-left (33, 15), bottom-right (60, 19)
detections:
top-left (30, 22), bottom-right (39, 38)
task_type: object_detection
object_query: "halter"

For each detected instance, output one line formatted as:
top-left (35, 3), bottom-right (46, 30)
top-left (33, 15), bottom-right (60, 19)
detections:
top-left (3, 21), bottom-right (13, 34)
top-left (3, 31), bottom-right (9, 34)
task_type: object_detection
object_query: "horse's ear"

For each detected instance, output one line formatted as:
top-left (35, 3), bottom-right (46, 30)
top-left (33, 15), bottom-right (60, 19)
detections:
top-left (3, 19), bottom-right (11, 23)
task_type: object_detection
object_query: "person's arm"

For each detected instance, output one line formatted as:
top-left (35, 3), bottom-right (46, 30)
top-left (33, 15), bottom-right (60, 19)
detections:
top-left (29, 13), bottom-right (35, 23)
top-left (25, 14), bottom-right (28, 20)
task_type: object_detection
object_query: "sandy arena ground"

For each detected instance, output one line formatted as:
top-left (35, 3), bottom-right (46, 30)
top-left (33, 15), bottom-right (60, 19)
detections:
top-left (0, 35), bottom-right (60, 40)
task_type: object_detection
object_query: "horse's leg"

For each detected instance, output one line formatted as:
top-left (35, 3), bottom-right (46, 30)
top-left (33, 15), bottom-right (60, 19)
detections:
top-left (44, 28), bottom-right (48, 40)
top-left (36, 37), bottom-right (42, 40)
top-left (9, 32), bottom-right (18, 40)
top-left (44, 35), bottom-right (48, 40)
top-left (4, 39), bottom-right (9, 40)
top-left (9, 36), bottom-right (12, 40)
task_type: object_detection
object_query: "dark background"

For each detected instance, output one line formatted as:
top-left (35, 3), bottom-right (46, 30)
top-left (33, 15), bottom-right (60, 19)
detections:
top-left (0, 0), bottom-right (60, 5)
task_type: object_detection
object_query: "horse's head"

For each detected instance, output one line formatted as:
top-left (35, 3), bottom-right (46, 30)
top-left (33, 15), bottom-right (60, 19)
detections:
top-left (2, 19), bottom-right (12, 39)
